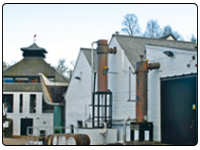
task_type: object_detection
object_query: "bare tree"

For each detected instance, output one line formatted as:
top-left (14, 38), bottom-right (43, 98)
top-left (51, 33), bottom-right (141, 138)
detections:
top-left (190, 34), bottom-right (197, 43)
top-left (161, 25), bottom-right (184, 41)
top-left (121, 14), bottom-right (140, 36)
top-left (56, 59), bottom-right (69, 75)
top-left (162, 25), bottom-right (173, 37)
top-left (144, 20), bottom-right (161, 38)
top-left (55, 59), bottom-right (74, 80)
top-left (3, 61), bottom-right (9, 71)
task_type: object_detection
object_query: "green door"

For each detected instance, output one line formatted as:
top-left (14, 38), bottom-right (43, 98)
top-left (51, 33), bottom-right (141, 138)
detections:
top-left (161, 74), bottom-right (197, 145)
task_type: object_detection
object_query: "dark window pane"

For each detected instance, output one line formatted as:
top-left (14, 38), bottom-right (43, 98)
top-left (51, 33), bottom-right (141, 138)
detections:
top-left (3, 94), bottom-right (13, 113)
top-left (30, 94), bottom-right (36, 113)
top-left (20, 94), bottom-right (23, 113)
top-left (42, 97), bottom-right (53, 113)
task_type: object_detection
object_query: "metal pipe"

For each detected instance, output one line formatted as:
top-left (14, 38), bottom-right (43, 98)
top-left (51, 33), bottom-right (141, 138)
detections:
top-left (135, 60), bottom-right (160, 122)
top-left (123, 117), bottom-right (131, 143)
top-left (91, 41), bottom-right (97, 102)
top-left (93, 72), bottom-right (96, 93)
top-left (128, 67), bottom-right (131, 101)
top-left (97, 40), bottom-right (109, 91)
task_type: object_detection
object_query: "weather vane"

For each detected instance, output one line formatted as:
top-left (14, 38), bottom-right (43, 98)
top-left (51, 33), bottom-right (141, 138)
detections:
top-left (33, 34), bottom-right (37, 43)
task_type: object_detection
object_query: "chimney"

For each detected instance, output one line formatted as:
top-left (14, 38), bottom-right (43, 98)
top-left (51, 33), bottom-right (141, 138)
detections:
top-left (135, 60), bottom-right (160, 122)
top-left (96, 40), bottom-right (116, 92)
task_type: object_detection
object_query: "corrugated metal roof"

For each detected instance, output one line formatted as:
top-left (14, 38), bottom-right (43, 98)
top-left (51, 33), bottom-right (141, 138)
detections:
top-left (113, 34), bottom-right (197, 68)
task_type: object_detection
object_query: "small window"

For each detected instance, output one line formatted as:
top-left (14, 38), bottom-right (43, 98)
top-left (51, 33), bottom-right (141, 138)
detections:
top-left (15, 77), bottom-right (29, 82)
top-left (30, 94), bottom-right (36, 113)
top-left (19, 94), bottom-right (23, 113)
top-left (3, 77), bottom-right (14, 83)
top-left (3, 94), bottom-right (13, 113)
top-left (77, 120), bottom-right (83, 128)
top-left (40, 130), bottom-right (46, 136)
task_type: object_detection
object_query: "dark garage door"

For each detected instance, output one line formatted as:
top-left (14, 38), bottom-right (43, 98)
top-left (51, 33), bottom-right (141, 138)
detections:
top-left (161, 74), bottom-right (197, 145)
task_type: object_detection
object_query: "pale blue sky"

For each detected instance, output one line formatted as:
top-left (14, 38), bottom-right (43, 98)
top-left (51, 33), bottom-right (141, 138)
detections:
top-left (3, 4), bottom-right (197, 67)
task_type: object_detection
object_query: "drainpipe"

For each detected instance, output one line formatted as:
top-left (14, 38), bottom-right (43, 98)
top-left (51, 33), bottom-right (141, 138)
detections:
top-left (123, 117), bottom-right (131, 143)
top-left (100, 122), bottom-right (108, 145)
top-left (91, 41), bottom-right (97, 102)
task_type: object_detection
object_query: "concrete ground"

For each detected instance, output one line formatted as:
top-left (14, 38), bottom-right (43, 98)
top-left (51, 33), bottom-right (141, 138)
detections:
top-left (3, 136), bottom-right (39, 145)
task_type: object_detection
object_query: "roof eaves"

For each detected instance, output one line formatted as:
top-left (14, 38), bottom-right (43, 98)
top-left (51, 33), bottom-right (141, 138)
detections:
top-left (113, 34), bottom-right (195, 45)
top-left (146, 43), bottom-right (197, 52)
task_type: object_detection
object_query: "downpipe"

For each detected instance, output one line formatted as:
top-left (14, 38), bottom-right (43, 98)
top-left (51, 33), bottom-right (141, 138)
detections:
top-left (123, 117), bottom-right (131, 143)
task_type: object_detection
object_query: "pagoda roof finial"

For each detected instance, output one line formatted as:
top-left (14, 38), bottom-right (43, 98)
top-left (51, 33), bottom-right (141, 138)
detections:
top-left (33, 34), bottom-right (37, 43)
top-left (20, 41), bottom-right (47, 58)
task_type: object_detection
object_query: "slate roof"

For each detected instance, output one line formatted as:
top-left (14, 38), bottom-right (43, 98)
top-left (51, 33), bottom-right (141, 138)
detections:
top-left (39, 73), bottom-right (68, 105)
top-left (3, 83), bottom-right (42, 92)
top-left (21, 43), bottom-right (47, 52)
top-left (20, 43), bottom-right (48, 58)
top-left (160, 33), bottom-right (177, 40)
top-left (3, 57), bottom-right (67, 82)
top-left (3, 57), bottom-right (68, 92)
top-left (113, 34), bottom-right (197, 68)
top-left (81, 48), bottom-right (97, 71)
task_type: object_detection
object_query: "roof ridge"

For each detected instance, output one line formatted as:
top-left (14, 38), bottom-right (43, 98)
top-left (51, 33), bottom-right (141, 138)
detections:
top-left (112, 34), bottom-right (196, 45)
top-left (80, 47), bottom-right (93, 51)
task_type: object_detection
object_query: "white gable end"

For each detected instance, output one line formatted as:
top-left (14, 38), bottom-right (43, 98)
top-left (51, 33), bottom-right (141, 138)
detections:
top-left (65, 51), bottom-right (92, 128)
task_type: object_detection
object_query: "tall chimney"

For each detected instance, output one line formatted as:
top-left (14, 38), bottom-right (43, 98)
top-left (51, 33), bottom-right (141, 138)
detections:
top-left (92, 40), bottom-right (116, 128)
top-left (136, 59), bottom-right (160, 122)
top-left (96, 40), bottom-right (116, 92)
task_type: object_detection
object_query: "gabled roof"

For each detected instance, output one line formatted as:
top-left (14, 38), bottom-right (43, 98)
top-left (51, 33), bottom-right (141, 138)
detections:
top-left (3, 58), bottom-right (68, 82)
top-left (113, 34), bottom-right (196, 68)
top-left (39, 73), bottom-right (68, 105)
top-left (81, 48), bottom-right (97, 71)
top-left (160, 33), bottom-right (177, 40)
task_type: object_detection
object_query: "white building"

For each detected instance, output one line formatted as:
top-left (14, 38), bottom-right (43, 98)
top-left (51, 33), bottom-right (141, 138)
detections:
top-left (65, 34), bottom-right (197, 145)
top-left (3, 42), bottom-right (68, 136)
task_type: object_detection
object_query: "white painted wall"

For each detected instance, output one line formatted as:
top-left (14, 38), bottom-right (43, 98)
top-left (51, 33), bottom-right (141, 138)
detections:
top-left (65, 38), bottom-right (137, 142)
top-left (65, 51), bottom-right (92, 128)
top-left (108, 37), bottom-right (136, 121)
top-left (4, 92), bottom-right (54, 136)
top-left (108, 37), bottom-right (137, 141)
top-left (64, 37), bottom-right (197, 143)
top-left (146, 45), bottom-right (197, 141)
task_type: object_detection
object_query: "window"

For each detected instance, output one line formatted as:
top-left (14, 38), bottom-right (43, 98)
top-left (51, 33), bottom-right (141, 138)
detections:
top-left (40, 130), bottom-right (46, 136)
top-left (3, 94), bottom-right (13, 113)
top-left (19, 94), bottom-right (23, 113)
top-left (30, 94), bottom-right (36, 113)
top-left (42, 97), bottom-right (53, 113)
top-left (15, 77), bottom-right (29, 82)
top-left (3, 77), bottom-right (14, 83)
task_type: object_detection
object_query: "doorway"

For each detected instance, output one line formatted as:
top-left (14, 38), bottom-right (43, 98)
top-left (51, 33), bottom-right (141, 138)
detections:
top-left (20, 118), bottom-right (33, 136)
top-left (161, 74), bottom-right (197, 145)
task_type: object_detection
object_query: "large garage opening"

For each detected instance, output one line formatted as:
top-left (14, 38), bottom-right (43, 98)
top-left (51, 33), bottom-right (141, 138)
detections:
top-left (161, 74), bottom-right (197, 145)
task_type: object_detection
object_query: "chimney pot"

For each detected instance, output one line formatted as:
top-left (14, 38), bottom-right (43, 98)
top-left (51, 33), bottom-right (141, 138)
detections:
top-left (97, 40), bottom-right (108, 46)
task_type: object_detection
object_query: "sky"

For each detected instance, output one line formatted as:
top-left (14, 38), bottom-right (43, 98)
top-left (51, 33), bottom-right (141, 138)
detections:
top-left (3, 4), bottom-right (197, 68)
